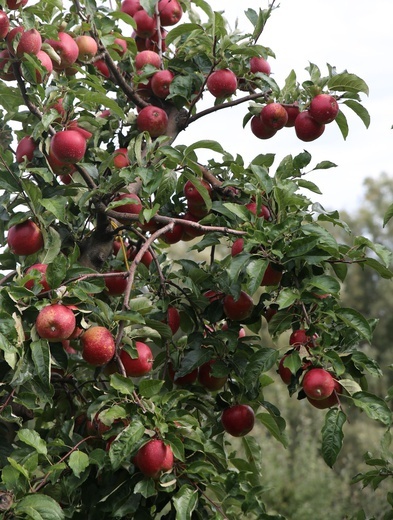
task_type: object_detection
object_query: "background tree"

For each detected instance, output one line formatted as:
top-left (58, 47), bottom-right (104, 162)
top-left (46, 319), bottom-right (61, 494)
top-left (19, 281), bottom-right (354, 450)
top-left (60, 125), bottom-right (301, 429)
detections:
top-left (0, 1), bottom-right (391, 519)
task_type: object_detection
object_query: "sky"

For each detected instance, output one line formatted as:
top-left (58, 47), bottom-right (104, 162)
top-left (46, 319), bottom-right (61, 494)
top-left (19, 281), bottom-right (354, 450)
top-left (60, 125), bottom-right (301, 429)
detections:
top-left (178, 0), bottom-right (393, 213)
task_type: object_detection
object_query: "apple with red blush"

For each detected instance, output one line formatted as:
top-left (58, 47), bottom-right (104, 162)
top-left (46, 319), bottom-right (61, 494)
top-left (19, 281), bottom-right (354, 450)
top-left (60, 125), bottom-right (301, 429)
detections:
top-left (8, 220), bottom-right (44, 256)
top-left (81, 326), bottom-right (116, 366)
top-left (221, 404), bottom-right (255, 437)
top-left (120, 341), bottom-right (153, 377)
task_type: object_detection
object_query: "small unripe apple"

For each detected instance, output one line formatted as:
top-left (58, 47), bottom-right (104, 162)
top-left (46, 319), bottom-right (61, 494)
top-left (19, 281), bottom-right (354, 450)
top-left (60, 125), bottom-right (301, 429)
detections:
top-left (250, 56), bottom-right (271, 75)
top-left (198, 360), bottom-right (227, 391)
top-left (221, 404), bottom-right (255, 437)
top-left (36, 303), bottom-right (76, 342)
top-left (250, 115), bottom-right (277, 140)
top-left (206, 68), bottom-right (237, 98)
top-left (75, 35), bottom-right (98, 62)
top-left (294, 111), bottom-right (325, 142)
top-left (223, 291), bottom-right (254, 321)
top-left (302, 368), bottom-right (335, 400)
top-left (134, 439), bottom-right (174, 478)
top-left (309, 93), bottom-right (339, 124)
top-left (81, 326), bottom-right (116, 366)
top-left (260, 102), bottom-right (288, 130)
top-left (157, 0), bottom-right (183, 26)
top-left (120, 341), bottom-right (153, 377)
top-left (136, 105), bottom-right (168, 137)
top-left (50, 130), bottom-right (87, 164)
top-left (7, 220), bottom-right (44, 256)
top-left (16, 136), bottom-right (37, 164)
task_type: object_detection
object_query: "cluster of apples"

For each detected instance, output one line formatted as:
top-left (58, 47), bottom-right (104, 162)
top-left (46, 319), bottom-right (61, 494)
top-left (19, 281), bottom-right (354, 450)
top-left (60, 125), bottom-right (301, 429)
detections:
top-left (278, 329), bottom-right (343, 410)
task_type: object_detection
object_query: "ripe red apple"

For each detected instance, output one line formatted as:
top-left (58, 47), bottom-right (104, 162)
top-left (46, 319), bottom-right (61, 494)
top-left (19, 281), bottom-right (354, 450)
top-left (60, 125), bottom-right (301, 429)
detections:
top-left (6, 0), bottom-right (28, 8)
top-left (302, 368), bottom-right (335, 400)
top-left (261, 263), bottom-right (282, 286)
top-left (261, 102), bottom-right (288, 130)
top-left (104, 271), bottom-right (128, 296)
top-left (206, 68), bottom-right (237, 98)
top-left (283, 103), bottom-right (300, 127)
top-left (50, 130), bottom-right (87, 164)
top-left (113, 37), bottom-right (127, 56)
top-left (67, 120), bottom-right (93, 140)
top-left (162, 223), bottom-right (184, 244)
top-left (166, 306), bottom-right (180, 334)
top-left (157, 0), bottom-right (183, 26)
top-left (16, 136), bottom-right (37, 164)
top-left (184, 179), bottom-right (212, 204)
top-left (221, 321), bottom-right (246, 338)
top-left (135, 49), bottom-right (161, 69)
top-left (93, 59), bottom-right (110, 78)
top-left (146, 28), bottom-right (167, 52)
top-left (113, 148), bottom-right (130, 168)
top-left (133, 9), bottom-right (157, 38)
top-left (223, 291), bottom-right (254, 321)
top-left (246, 201), bottom-right (270, 220)
top-left (309, 93), bottom-right (339, 124)
top-left (307, 379), bottom-right (343, 409)
top-left (168, 363), bottom-right (197, 386)
top-left (25, 263), bottom-right (50, 293)
top-left (33, 50), bottom-right (53, 82)
top-left (181, 212), bottom-right (205, 240)
top-left (198, 360), bottom-right (227, 391)
top-left (8, 220), bottom-right (44, 256)
top-left (289, 329), bottom-right (309, 347)
top-left (151, 69), bottom-right (174, 98)
top-left (0, 11), bottom-right (10, 40)
top-left (136, 105), bottom-right (168, 137)
top-left (112, 193), bottom-right (142, 215)
top-left (6, 26), bottom-right (24, 55)
top-left (294, 111), bottom-right (325, 142)
top-left (129, 246), bottom-right (153, 268)
top-left (36, 303), bottom-right (76, 342)
top-left (15, 28), bottom-right (41, 58)
top-left (120, 0), bottom-right (141, 17)
top-left (81, 326), bottom-right (116, 366)
top-left (120, 341), bottom-right (153, 377)
top-left (0, 49), bottom-right (15, 80)
top-left (47, 149), bottom-right (77, 176)
top-left (135, 439), bottom-right (174, 478)
top-left (231, 237), bottom-right (244, 257)
top-left (75, 35), bottom-right (98, 61)
top-left (250, 115), bottom-right (277, 139)
top-left (221, 404), bottom-right (255, 437)
top-left (250, 56), bottom-right (271, 75)
top-left (45, 32), bottom-right (79, 70)
top-left (278, 354), bottom-right (294, 385)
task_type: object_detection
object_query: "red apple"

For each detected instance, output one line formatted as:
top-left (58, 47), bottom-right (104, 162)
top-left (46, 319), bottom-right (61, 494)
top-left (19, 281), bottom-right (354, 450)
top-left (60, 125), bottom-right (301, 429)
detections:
top-left (278, 354), bottom-right (294, 385)
top-left (112, 193), bottom-right (142, 215)
top-left (183, 179), bottom-right (212, 204)
top-left (0, 11), bottom-right (10, 39)
top-left (250, 115), bottom-right (277, 139)
top-left (93, 59), bottom-right (110, 78)
top-left (25, 263), bottom-right (50, 293)
top-left (261, 263), bottom-right (282, 286)
top-left (133, 9), bottom-right (156, 38)
top-left (168, 363), bottom-right (198, 386)
top-left (198, 360), bottom-right (227, 391)
top-left (289, 329), bottom-right (309, 347)
top-left (47, 149), bottom-right (77, 176)
top-left (260, 102), bottom-right (288, 130)
top-left (181, 212), bottom-right (205, 240)
top-left (81, 326), bottom-right (116, 366)
top-left (166, 306), bottom-right (180, 335)
top-left (0, 49), bottom-right (15, 80)
top-left (33, 50), bottom-right (53, 82)
top-left (15, 28), bottom-right (41, 58)
top-left (120, 341), bottom-right (153, 377)
top-left (146, 28), bottom-right (167, 52)
top-left (250, 56), bottom-right (271, 75)
top-left (307, 379), bottom-right (343, 409)
top-left (6, 0), bottom-right (28, 8)
top-left (16, 136), bottom-right (37, 164)
top-left (120, 0), bottom-right (142, 17)
top-left (206, 68), bottom-right (237, 98)
top-left (134, 439), bottom-right (173, 478)
top-left (7, 220), bottom-right (44, 256)
top-left (246, 201), bottom-right (270, 220)
top-left (136, 105), bottom-right (168, 137)
top-left (36, 303), bottom-right (76, 342)
top-left (231, 237), bottom-right (244, 257)
top-left (104, 271), bottom-right (128, 296)
top-left (309, 94), bottom-right (339, 124)
top-left (151, 69), bottom-right (174, 98)
top-left (302, 368), bottom-right (335, 400)
top-left (294, 111), bottom-right (325, 142)
top-left (223, 291), bottom-right (254, 321)
top-left (113, 37), bottom-right (127, 56)
top-left (157, 0), bottom-right (183, 26)
top-left (75, 34), bottom-right (98, 62)
top-left (221, 404), bottom-right (255, 437)
top-left (135, 49), bottom-right (161, 69)
top-left (162, 222), bottom-right (184, 244)
top-left (50, 130), bottom-right (87, 164)
top-left (67, 120), bottom-right (93, 140)
top-left (113, 148), bottom-right (130, 168)
top-left (283, 104), bottom-right (300, 127)
top-left (6, 26), bottom-right (24, 55)
top-left (45, 32), bottom-right (79, 70)
top-left (129, 246), bottom-right (153, 268)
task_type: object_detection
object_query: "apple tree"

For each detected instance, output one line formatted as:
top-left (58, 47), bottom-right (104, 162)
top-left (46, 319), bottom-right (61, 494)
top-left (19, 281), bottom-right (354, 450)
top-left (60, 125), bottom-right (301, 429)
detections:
top-left (0, 0), bottom-right (392, 518)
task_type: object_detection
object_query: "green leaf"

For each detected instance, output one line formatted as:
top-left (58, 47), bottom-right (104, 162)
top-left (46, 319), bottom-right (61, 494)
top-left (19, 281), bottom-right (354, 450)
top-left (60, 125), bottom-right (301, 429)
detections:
top-left (244, 348), bottom-right (280, 387)
top-left (334, 109), bottom-right (349, 140)
top-left (336, 308), bottom-right (372, 341)
top-left (351, 392), bottom-right (392, 426)
top-left (17, 429), bottom-right (47, 455)
top-left (305, 274), bottom-right (340, 295)
top-left (109, 421), bottom-right (145, 470)
top-left (14, 493), bottom-right (64, 520)
top-left (313, 160), bottom-right (337, 170)
top-left (68, 450), bottom-right (89, 478)
top-left (297, 179), bottom-right (322, 194)
top-left (173, 484), bottom-right (198, 520)
top-left (30, 340), bottom-right (50, 388)
top-left (139, 379), bottom-right (165, 398)
top-left (275, 288), bottom-right (299, 310)
top-left (257, 412), bottom-right (288, 447)
top-left (342, 99), bottom-right (371, 128)
top-left (184, 140), bottom-right (225, 157)
top-left (328, 73), bottom-right (369, 95)
top-left (46, 254), bottom-right (67, 289)
top-left (383, 203), bottom-right (393, 227)
top-left (321, 408), bottom-right (346, 467)
top-left (41, 197), bottom-right (68, 223)
top-left (110, 373), bottom-right (135, 395)
top-left (165, 23), bottom-right (203, 46)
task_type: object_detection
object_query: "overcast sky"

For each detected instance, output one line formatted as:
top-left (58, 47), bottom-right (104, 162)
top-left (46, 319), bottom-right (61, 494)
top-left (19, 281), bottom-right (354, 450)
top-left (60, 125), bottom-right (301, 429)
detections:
top-left (178, 0), bottom-right (393, 213)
